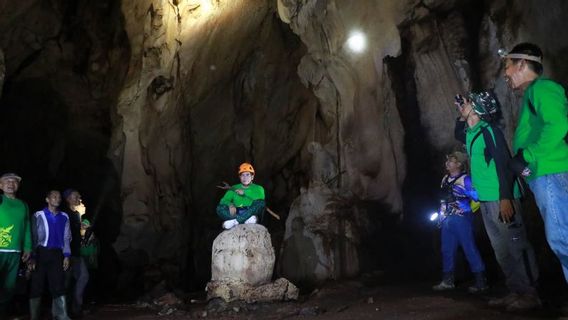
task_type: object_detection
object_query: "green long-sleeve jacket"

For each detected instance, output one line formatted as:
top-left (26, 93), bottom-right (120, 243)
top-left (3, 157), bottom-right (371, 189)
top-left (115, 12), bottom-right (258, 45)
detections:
top-left (513, 77), bottom-right (568, 180)
top-left (0, 195), bottom-right (32, 252)
top-left (456, 119), bottom-right (520, 201)
top-left (216, 183), bottom-right (266, 223)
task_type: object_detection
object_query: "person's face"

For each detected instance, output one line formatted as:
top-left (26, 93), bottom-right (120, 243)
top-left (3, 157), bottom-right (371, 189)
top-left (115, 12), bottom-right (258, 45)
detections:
top-left (458, 100), bottom-right (473, 119)
top-left (503, 58), bottom-right (524, 89)
top-left (0, 178), bottom-right (20, 195)
top-left (46, 191), bottom-right (62, 208)
top-left (239, 172), bottom-right (254, 186)
top-left (66, 191), bottom-right (82, 207)
top-left (445, 157), bottom-right (462, 172)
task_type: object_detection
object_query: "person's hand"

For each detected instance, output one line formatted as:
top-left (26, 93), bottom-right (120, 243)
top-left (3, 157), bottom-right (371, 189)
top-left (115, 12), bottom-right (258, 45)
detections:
top-left (509, 149), bottom-right (531, 177)
top-left (28, 259), bottom-right (36, 272)
top-left (229, 205), bottom-right (236, 217)
top-left (235, 189), bottom-right (244, 196)
top-left (21, 251), bottom-right (31, 263)
top-left (63, 257), bottom-right (70, 271)
top-left (499, 199), bottom-right (515, 223)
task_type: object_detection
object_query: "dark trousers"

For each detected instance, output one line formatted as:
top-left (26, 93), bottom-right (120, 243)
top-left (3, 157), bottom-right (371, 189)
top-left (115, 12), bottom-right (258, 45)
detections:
top-left (30, 247), bottom-right (66, 298)
top-left (0, 252), bottom-right (20, 313)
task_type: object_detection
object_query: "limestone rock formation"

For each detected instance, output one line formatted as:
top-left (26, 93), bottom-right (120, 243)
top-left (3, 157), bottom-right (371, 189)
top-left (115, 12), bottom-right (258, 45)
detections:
top-left (280, 184), bottom-right (360, 284)
top-left (210, 224), bottom-right (275, 286)
top-left (0, 49), bottom-right (4, 97)
top-left (207, 277), bottom-right (299, 303)
top-left (207, 224), bottom-right (298, 302)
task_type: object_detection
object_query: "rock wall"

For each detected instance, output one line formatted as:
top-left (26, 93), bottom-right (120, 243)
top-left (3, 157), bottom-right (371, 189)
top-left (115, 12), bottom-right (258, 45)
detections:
top-left (110, 0), bottom-right (320, 288)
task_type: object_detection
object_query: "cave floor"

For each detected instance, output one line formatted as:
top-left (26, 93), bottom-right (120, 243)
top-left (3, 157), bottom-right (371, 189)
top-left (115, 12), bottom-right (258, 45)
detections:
top-left (77, 280), bottom-right (567, 320)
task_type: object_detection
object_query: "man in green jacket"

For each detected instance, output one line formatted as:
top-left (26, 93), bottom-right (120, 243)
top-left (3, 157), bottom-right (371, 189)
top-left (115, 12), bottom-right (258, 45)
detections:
top-left (216, 163), bottom-right (265, 230)
top-left (502, 43), bottom-right (568, 284)
top-left (0, 173), bottom-right (32, 317)
top-left (455, 93), bottom-right (540, 311)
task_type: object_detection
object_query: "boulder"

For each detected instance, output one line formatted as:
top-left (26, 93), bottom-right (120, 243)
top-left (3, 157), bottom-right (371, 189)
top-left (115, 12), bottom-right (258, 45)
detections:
top-left (207, 278), bottom-right (299, 303)
top-left (207, 224), bottom-right (298, 302)
top-left (211, 224), bottom-right (275, 286)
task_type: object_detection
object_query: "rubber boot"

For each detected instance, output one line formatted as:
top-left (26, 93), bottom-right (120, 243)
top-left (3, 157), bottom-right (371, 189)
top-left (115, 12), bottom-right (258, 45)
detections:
top-left (52, 296), bottom-right (71, 320)
top-left (468, 271), bottom-right (489, 293)
top-left (432, 272), bottom-right (455, 291)
top-left (29, 297), bottom-right (41, 320)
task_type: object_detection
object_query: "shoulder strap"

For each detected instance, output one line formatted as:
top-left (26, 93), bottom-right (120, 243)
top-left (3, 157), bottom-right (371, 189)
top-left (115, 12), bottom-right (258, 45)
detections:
top-left (468, 128), bottom-right (485, 155)
top-left (443, 173), bottom-right (466, 188)
top-left (528, 98), bottom-right (537, 115)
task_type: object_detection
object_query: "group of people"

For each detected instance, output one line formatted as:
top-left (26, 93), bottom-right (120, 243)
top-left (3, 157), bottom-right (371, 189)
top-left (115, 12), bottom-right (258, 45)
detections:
top-left (0, 173), bottom-right (98, 320)
top-left (433, 42), bottom-right (568, 311)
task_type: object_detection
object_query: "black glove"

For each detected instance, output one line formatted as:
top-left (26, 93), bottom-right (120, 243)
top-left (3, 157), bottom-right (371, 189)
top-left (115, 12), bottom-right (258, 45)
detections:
top-left (509, 149), bottom-right (529, 176)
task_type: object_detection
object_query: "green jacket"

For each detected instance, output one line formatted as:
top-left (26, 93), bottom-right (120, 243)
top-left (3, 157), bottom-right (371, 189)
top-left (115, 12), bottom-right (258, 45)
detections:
top-left (216, 183), bottom-right (266, 223)
top-left (456, 119), bottom-right (520, 201)
top-left (513, 77), bottom-right (568, 180)
top-left (0, 195), bottom-right (32, 252)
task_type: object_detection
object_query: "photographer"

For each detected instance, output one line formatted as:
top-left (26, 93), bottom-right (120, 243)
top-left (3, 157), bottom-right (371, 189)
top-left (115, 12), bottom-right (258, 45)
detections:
top-left (454, 92), bottom-right (540, 311)
top-left (432, 151), bottom-right (487, 293)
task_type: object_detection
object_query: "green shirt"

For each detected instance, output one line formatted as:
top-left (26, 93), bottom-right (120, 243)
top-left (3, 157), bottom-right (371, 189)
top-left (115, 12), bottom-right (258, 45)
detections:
top-left (462, 120), bottom-right (520, 201)
top-left (217, 183), bottom-right (266, 223)
top-left (219, 183), bottom-right (265, 207)
top-left (513, 77), bottom-right (568, 180)
top-left (0, 195), bottom-right (32, 252)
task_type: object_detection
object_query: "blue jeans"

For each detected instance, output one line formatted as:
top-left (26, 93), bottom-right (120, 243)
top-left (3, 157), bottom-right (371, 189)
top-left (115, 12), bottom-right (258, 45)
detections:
top-left (480, 200), bottom-right (538, 295)
top-left (441, 214), bottom-right (485, 274)
top-left (528, 172), bottom-right (568, 283)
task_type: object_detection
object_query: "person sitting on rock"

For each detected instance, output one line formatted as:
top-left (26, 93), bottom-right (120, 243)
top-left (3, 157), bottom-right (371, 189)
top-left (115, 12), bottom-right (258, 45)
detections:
top-left (216, 163), bottom-right (265, 230)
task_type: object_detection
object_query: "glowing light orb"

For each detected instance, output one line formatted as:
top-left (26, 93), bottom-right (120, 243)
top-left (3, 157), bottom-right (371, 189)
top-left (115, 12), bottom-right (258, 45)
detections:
top-left (346, 31), bottom-right (367, 53)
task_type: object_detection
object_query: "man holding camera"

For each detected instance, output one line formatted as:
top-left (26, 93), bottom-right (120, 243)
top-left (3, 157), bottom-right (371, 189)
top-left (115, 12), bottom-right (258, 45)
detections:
top-left (454, 92), bottom-right (540, 311)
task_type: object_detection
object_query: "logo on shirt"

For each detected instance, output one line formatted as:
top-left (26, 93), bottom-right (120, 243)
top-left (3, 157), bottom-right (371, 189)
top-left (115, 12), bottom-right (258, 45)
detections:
top-left (0, 225), bottom-right (14, 247)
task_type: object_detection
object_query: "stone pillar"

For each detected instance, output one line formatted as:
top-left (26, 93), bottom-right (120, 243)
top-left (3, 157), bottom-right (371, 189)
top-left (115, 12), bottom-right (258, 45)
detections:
top-left (207, 224), bottom-right (298, 302)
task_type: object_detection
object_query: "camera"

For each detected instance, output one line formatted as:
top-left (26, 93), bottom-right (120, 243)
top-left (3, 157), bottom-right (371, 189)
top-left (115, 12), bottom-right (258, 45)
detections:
top-left (454, 94), bottom-right (465, 107)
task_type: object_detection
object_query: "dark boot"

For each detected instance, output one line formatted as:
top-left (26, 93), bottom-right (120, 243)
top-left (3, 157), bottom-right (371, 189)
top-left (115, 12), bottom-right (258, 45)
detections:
top-left (52, 296), bottom-right (71, 320)
top-left (432, 272), bottom-right (455, 291)
top-left (29, 298), bottom-right (41, 320)
top-left (468, 272), bottom-right (489, 293)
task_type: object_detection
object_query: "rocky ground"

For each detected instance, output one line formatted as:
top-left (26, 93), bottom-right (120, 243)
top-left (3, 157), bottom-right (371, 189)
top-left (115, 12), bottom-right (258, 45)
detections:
top-left (75, 278), bottom-right (567, 320)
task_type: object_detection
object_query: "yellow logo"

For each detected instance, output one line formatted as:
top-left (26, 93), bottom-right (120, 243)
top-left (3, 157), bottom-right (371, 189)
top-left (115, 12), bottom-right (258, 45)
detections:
top-left (0, 225), bottom-right (14, 247)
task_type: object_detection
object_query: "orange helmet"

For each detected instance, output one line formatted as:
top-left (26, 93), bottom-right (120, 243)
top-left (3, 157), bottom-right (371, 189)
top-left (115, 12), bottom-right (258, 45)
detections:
top-left (238, 162), bottom-right (255, 175)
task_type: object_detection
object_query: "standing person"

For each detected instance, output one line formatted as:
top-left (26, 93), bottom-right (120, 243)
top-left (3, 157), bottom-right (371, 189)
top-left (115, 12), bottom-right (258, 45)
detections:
top-left (0, 173), bottom-right (32, 318)
top-left (502, 43), bottom-right (568, 284)
top-left (432, 151), bottom-right (487, 293)
top-left (216, 163), bottom-right (265, 230)
top-left (63, 189), bottom-right (89, 317)
top-left (454, 92), bottom-right (540, 311)
top-left (29, 190), bottom-right (71, 320)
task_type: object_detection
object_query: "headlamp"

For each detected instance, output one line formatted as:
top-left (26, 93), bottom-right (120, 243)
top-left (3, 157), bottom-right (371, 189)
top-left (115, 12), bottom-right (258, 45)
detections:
top-left (497, 48), bottom-right (542, 64)
top-left (497, 48), bottom-right (508, 58)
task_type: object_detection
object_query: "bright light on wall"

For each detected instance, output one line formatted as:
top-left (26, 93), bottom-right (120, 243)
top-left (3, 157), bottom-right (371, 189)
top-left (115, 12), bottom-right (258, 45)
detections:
top-left (200, 0), bottom-right (213, 14)
top-left (346, 30), bottom-right (367, 53)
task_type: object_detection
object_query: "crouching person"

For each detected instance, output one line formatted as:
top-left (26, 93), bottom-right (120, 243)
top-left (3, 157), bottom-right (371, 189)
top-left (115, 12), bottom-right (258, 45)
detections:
top-left (433, 152), bottom-right (488, 293)
top-left (216, 163), bottom-right (265, 230)
top-left (29, 190), bottom-right (71, 320)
